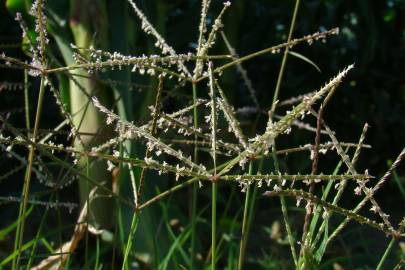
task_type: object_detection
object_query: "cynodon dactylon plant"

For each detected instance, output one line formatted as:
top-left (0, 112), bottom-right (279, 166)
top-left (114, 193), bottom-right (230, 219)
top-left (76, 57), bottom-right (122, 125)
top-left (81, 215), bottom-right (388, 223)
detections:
top-left (0, 0), bottom-right (404, 269)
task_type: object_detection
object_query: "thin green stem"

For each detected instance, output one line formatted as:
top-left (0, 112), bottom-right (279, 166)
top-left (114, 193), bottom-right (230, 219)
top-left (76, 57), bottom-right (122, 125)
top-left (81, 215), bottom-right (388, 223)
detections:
top-left (112, 141), bottom-right (126, 268)
top-left (122, 213), bottom-right (138, 270)
top-left (376, 237), bottom-right (396, 270)
top-left (271, 0), bottom-right (301, 113)
top-left (264, 189), bottom-right (395, 236)
top-left (195, 28), bottom-right (338, 83)
top-left (14, 75), bottom-right (46, 270)
top-left (273, 147), bottom-right (298, 267)
top-left (24, 70), bottom-right (30, 132)
top-left (280, 196), bottom-right (298, 266)
top-left (26, 202), bottom-right (50, 269)
top-left (238, 161), bottom-right (254, 270)
top-left (137, 76), bottom-right (163, 202)
top-left (209, 61), bottom-right (218, 270)
top-left (242, 160), bottom-right (262, 265)
top-left (212, 181), bottom-right (217, 270)
top-left (310, 126), bottom-right (367, 253)
top-left (85, 156), bottom-right (90, 270)
top-left (190, 82), bottom-right (199, 270)
top-left (327, 147), bottom-right (405, 245)
top-left (267, 0), bottom-right (301, 267)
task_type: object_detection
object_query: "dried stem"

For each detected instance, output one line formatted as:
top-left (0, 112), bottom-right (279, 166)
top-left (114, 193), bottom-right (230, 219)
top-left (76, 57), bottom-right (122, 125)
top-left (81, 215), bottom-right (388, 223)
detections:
top-left (137, 75), bottom-right (164, 204)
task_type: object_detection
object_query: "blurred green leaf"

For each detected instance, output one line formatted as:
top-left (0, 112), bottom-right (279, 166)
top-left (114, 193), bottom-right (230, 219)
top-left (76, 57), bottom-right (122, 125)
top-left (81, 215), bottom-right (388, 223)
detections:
top-left (289, 51), bottom-right (321, 73)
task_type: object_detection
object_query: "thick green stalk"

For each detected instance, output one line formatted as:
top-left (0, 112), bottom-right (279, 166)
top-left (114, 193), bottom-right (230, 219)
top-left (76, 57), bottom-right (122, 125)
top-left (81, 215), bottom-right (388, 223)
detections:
top-left (69, 0), bottom-right (113, 229)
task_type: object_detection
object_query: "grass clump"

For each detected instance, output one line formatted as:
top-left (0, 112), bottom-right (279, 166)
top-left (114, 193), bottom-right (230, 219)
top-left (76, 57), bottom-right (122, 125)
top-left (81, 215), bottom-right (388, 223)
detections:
top-left (0, 0), bottom-right (404, 269)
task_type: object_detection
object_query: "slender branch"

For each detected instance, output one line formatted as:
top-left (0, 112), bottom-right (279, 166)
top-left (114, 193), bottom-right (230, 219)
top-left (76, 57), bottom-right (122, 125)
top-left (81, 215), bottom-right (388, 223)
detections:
top-left (196, 28), bottom-right (339, 83)
top-left (137, 75), bottom-right (164, 203)
top-left (264, 189), bottom-right (402, 238)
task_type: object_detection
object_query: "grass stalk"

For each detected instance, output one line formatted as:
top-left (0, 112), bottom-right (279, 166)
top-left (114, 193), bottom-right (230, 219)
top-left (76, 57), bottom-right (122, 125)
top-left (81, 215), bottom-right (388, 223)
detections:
top-left (212, 181), bottom-right (218, 270)
top-left (310, 125), bottom-right (368, 253)
top-left (209, 61), bottom-right (218, 270)
top-left (327, 147), bottom-right (405, 245)
top-left (122, 213), bottom-right (139, 270)
top-left (25, 201), bottom-right (50, 269)
top-left (376, 237), bottom-right (396, 270)
top-left (195, 28), bottom-right (338, 83)
top-left (84, 156), bottom-right (90, 269)
top-left (1, 1), bottom-right (401, 269)
top-left (268, 0), bottom-right (301, 267)
top-left (190, 82), bottom-right (199, 270)
top-left (271, 0), bottom-right (300, 112)
top-left (23, 69), bottom-right (30, 132)
top-left (13, 75), bottom-right (46, 270)
top-left (238, 161), bottom-right (254, 270)
top-left (272, 147), bottom-right (298, 267)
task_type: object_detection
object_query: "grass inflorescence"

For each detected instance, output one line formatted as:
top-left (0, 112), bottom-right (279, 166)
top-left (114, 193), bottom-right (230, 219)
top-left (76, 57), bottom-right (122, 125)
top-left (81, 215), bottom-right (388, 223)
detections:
top-left (0, 0), bottom-right (404, 269)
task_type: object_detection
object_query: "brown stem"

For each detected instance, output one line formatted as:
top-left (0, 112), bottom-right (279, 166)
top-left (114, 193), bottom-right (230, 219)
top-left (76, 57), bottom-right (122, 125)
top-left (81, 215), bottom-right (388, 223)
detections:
top-left (137, 76), bottom-right (164, 204)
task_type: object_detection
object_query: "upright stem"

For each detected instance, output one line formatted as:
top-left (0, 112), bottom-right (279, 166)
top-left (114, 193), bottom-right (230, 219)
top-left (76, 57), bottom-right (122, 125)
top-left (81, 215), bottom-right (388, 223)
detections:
top-left (238, 161), bottom-right (254, 270)
top-left (24, 70), bottom-right (30, 132)
top-left (271, 0), bottom-right (301, 113)
top-left (300, 103), bottom-right (323, 255)
top-left (269, 0), bottom-right (301, 267)
top-left (122, 213), bottom-right (139, 270)
top-left (212, 181), bottom-right (217, 270)
top-left (190, 82), bottom-right (199, 269)
top-left (272, 148), bottom-right (298, 267)
top-left (14, 75), bottom-right (46, 269)
top-left (209, 61), bottom-right (218, 270)
top-left (376, 237), bottom-right (396, 270)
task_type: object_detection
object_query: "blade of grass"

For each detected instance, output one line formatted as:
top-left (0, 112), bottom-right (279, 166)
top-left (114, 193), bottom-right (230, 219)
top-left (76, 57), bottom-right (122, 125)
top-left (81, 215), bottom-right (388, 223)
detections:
top-left (0, 206), bottom-right (33, 241)
top-left (288, 51), bottom-right (321, 73)
top-left (376, 237), bottom-right (396, 270)
top-left (159, 201), bottom-right (191, 267)
top-left (1, 223), bottom-right (76, 268)
top-left (159, 227), bottom-right (191, 270)
top-left (122, 213), bottom-right (139, 270)
top-left (26, 199), bottom-right (51, 269)
top-left (392, 165), bottom-right (405, 201)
